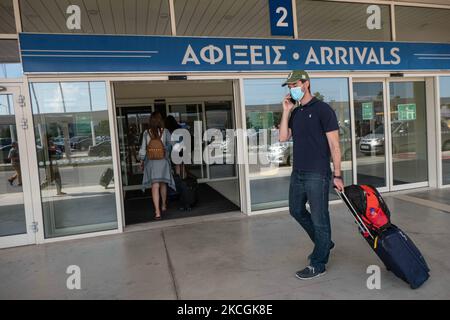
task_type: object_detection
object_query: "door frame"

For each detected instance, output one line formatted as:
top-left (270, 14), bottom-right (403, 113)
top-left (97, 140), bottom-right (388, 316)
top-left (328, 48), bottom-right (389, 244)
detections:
top-left (387, 77), bottom-right (431, 191)
top-left (116, 104), bottom-right (155, 191)
top-left (109, 78), bottom-right (245, 229)
top-left (352, 77), bottom-right (432, 192)
top-left (0, 84), bottom-right (36, 248)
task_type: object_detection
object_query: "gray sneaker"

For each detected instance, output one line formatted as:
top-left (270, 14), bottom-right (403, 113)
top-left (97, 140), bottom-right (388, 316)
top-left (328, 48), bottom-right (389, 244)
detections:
top-left (295, 266), bottom-right (326, 280)
top-left (308, 242), bottom-right (335, 261)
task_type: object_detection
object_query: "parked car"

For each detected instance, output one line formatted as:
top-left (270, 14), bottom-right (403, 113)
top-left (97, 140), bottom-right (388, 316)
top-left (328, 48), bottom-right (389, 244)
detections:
top-left (268, 140), bottom-right (293, 166)
top-left (70, 136), bottom-right (92, 151)
top-left (266, 125), bottom-right (353, 166)
top-left (95, 136), bottom-right (111, 143)
top-left (359, 120), bottom-right (450, 155)
top-left (88, 141), bottom-right (112, 157)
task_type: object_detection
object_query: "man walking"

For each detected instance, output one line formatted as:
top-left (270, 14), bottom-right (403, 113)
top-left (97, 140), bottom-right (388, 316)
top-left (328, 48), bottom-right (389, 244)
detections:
top-left (279, 70), bottom-right (344, 280)
top-left (7, 141), bottom-right (21, 186)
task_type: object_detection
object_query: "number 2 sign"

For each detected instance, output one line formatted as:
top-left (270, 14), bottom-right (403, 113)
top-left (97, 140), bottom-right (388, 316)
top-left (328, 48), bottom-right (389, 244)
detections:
top-left (269, 0), bottom-right (294, 36)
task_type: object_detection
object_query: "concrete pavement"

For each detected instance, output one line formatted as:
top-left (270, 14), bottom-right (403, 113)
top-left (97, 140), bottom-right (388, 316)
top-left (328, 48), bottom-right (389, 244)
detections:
top-left (0, 189), bottom-right (449, 300)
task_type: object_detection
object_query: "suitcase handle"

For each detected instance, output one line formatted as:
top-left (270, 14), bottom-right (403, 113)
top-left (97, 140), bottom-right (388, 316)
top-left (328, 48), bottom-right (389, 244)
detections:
top-left (334, 187), bottom-right (375, 240)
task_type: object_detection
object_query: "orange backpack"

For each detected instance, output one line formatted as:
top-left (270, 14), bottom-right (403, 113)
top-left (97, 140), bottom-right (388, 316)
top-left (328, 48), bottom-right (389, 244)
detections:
top-left (146, 129), bottom-right (165, 160)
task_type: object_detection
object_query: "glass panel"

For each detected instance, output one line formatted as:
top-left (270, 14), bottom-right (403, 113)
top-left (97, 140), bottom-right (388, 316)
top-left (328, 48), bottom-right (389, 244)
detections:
top-left (396, 6), bottom-right (450, 43)
top-left (20, 0), bottom-right (171, 35)
top-left (0, 0), bottom-right (16, 34)
top-left (0, 93), bottom-right (27, 237)
top-left (354, 82), bottom-right (387, 188)
top-left (297, 0), bottom-right (391, 41)
top-left (205, 101), bottom-right (236, 179)
top-left (168, 103), bottom-right (205, 179)
top-left (244, 79), bottom-right (290, 211)
top-left (390, 81), bottom-right (428, 186)
top-left (118, 108), bottom-right (152, 187)
top-left (244, 78), bottom-right (352, 210)
top-left (0, 40), bottom-right (22, 79)
top-left (174, 0), bottom-right (276, 38)
top-left (30, 82), bottom-right (118, 238)
top-left (440, 77), bottom-right (450, 185)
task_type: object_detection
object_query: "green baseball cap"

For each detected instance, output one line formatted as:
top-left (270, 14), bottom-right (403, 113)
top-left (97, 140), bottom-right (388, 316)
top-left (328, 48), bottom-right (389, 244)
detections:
top-left (282, 70), bottom-right (310, 86)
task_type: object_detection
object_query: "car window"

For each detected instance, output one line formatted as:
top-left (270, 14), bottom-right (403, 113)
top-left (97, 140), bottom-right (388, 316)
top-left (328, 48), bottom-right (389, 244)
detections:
top-left (374, 125), bottom-right (384, 134)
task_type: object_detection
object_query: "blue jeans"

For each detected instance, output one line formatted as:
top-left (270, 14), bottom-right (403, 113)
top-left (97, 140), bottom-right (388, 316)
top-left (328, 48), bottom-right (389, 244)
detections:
top-left (289, 170), bottom-right (332, 272)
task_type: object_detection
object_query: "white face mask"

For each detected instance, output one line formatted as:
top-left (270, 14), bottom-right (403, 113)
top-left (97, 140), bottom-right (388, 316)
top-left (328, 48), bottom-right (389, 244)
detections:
top-left (290, 86), bottom-right (305, 101)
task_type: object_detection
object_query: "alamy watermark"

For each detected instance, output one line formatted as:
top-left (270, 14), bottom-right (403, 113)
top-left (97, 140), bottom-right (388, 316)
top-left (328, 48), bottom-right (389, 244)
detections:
top-left (66, 265), bottom-right (81, 290)
top-left (165, 121), bottom-right (287, 166)
top-left (366, 265), bottom-right (381, 290)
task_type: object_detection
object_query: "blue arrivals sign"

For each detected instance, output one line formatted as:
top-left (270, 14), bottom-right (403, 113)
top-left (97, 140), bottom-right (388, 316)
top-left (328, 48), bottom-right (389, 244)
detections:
top-left (19, 33), bottom-right (450, 73)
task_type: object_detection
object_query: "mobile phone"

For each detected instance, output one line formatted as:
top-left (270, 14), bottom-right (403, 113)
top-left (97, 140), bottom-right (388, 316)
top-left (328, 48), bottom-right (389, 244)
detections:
top-left (289, 97), bottom-right (296, 104)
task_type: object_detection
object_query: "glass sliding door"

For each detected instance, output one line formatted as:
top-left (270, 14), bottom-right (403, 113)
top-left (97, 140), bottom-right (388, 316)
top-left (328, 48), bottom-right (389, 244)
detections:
top-left (353, 82), bottom-right (387, 189)
top-left (117, 107), bottom-right (153, 189)
top-left (0, 86), bottom-right (35, 248)
top-left (30, 82), bottom-right (118, 238)
top-left (353, 79), bottom-right (430, 191)
top-left (204, 101), bottom-right (237, 180)
top-left (440, 77), bottom-right (450, 186)
top-left (389, 81), bottom-right (428, 187)
top-left (167, 103), bottom-right (204, 180)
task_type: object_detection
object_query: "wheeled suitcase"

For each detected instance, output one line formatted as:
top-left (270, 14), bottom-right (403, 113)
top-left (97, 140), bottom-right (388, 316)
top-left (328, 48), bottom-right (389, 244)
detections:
top-left (336, 187), bottom-right (430, 289)
top-left (99, 168), bottom-right (114, 189)
top-left (173, 166), bottom-right (198, 211)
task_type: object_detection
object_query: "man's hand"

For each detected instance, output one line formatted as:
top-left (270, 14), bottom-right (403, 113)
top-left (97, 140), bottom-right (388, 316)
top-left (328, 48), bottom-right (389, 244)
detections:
top-left (282, 94), bottom-right (295, 113)
top-left (334, 177), bottom-right (344, 192)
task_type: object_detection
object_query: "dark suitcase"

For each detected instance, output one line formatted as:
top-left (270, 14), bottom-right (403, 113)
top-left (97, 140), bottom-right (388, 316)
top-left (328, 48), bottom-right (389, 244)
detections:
top-left (336, 188), bottom-right (430, 289)
top-left (99, 168), bottom-right (114, 189)
top-left (174, 174), bottom-right (198, 211)
top-left (371, 225), bottom-right (430, 289)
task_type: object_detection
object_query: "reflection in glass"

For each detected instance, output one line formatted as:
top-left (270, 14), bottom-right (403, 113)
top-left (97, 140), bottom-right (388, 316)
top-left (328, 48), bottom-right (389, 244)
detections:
top-left (440, 77), bottom-right (450, 185)
top-left (118, 108), bottom-right (152, 187)
top-left (0, 94), bottom-right (27, 237)
top-left (354, 82), bottom-right (386, 188)
top-left (0, 64), bottom-right (23, 79)
top-left (205, 101), bottom-right (236, 179)
top-left (244, 78), bottom-right (352, 210)
top-left (390, 82), bottom-right (428, 186)
top-left (244, 79), bottom-right (290, 211)
top-left (168, 103), bottom-right (204, 180)
top-left (31, 82), bottom-right (118, 238)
